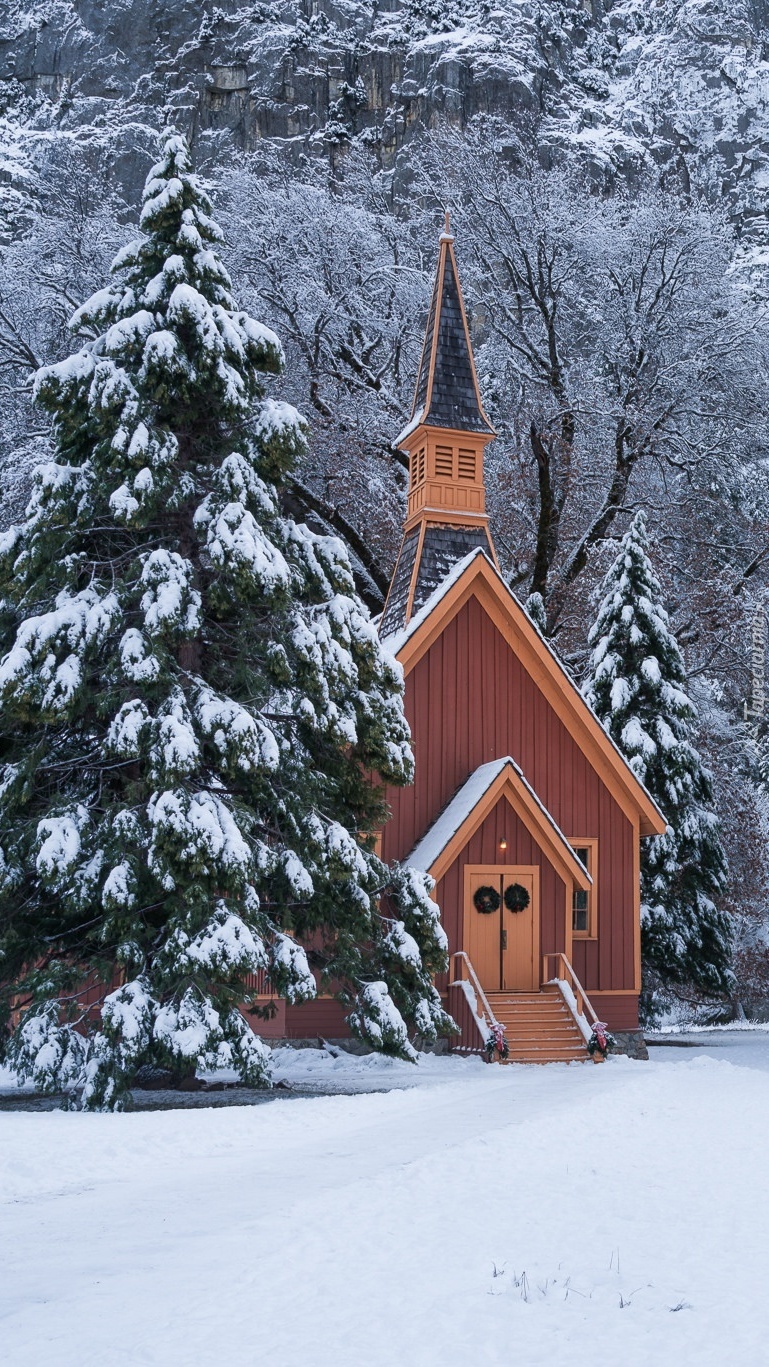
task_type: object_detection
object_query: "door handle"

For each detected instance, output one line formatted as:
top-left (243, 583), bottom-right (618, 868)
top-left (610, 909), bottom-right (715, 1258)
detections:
top-left (501, 929), bottom-right (508, 950)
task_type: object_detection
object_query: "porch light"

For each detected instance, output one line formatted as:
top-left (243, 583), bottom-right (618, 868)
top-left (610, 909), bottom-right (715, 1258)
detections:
top-left (499, 837), bottom-right (507, 851)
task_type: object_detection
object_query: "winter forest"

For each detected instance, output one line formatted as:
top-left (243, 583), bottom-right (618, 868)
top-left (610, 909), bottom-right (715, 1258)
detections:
top-left (7, 3), bottom-right (769, 1363)
top-left (4, 0), bottom-right (769, 1115)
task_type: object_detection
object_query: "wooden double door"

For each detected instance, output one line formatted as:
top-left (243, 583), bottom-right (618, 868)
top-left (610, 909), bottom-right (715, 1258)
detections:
top-left (464, 866), bottom-right (539, 992)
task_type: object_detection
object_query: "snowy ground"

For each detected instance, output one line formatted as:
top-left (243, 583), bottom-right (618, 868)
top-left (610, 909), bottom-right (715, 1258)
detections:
top-left (3, 1041), bottom-right (769, 1365)
top-left (648, 1026), bottom-right (769, 1073)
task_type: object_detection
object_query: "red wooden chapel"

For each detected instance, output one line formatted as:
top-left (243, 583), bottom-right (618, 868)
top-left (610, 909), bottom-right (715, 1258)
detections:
top-left (266, 220), bottom-right (666, 1060)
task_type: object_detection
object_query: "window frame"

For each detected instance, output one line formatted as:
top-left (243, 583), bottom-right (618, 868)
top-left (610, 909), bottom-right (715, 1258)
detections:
top-left (568, 837), bottom-right (598, 940)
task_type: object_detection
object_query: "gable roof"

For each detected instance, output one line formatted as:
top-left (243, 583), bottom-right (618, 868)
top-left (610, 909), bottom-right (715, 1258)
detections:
top-left (383, 550), bottom-right (667, 838)
top-left (405, 757), bottom-right (594, 887)
top-left (395, 224), bottom-right (494, 448)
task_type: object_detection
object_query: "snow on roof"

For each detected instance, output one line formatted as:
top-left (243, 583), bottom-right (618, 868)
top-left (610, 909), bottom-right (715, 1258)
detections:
top-left (393, 409), bottom-right (424, 450)
top-left (380, 546), bottom-right (487, 655)
top-left (404, 756), bottom-right (592, 880)
top-left (381, 546), bottom-right (665, 831)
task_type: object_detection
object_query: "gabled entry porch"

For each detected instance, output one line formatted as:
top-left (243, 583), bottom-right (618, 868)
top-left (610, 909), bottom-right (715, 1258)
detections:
top-left (405, 757), bottom-right (598, 1062)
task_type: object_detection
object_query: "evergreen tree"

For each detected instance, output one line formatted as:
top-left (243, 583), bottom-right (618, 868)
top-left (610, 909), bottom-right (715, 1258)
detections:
top-left (584, 512), bottom-right (732, 996)
top-left (0, 133), bottom-right (453, 1110)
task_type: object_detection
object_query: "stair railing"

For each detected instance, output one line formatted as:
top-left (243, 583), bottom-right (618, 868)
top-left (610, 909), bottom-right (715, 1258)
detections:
top-left (541, 952), bottom-right (599, 1044)
top-left (449, 951), bottom-right (501, 1055)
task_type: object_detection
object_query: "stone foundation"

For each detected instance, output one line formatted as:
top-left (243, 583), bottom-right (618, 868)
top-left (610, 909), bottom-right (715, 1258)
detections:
top-left (611, 1030), bottom-right (648, 1061)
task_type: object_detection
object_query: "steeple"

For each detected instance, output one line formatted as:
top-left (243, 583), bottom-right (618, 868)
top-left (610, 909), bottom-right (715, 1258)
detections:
top-left (403, 213), bottom-right (495, 447)
top-left (380, 220), bottom-right (497, 638)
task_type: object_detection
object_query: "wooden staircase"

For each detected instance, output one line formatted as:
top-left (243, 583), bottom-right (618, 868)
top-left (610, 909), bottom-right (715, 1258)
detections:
top-left (486, 986), bottom-right (589, 1063)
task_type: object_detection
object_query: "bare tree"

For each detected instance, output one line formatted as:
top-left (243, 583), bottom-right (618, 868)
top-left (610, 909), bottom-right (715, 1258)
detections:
top-left (418, 125), bottom-right (769, 636)
top-left (222, 159), bottom-right (431, 608)
top-left (0, 149), bottom-right (129, 523)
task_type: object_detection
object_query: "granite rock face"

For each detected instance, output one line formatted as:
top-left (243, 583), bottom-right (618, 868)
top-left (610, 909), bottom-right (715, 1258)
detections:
top-left (3, 0), bottom-right (769, 250)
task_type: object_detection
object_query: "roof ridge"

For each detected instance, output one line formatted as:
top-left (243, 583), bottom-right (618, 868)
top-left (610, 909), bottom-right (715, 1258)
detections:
top-left (380, 545), bottom-right (489, 650)
top-left (382, 549), bottom-right (666, 834)
top-left (405, 756), bottom-right (593, 882)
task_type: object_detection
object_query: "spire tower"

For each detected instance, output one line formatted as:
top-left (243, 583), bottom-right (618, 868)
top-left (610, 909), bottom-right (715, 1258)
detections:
top-left (380, 220), bottom-right (497, 637)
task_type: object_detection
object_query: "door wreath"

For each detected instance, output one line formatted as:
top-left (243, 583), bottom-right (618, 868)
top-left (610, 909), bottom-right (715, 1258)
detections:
top-left (504, 882), bottom-right (530, 914)
top-left (473, 884), bottom-right (501, 914)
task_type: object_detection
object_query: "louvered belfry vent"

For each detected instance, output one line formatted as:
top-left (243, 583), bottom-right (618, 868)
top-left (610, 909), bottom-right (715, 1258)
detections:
top-left (380, 218), bottom-right (498, 639)
top-left (435, 446), bottom-right (454, 478)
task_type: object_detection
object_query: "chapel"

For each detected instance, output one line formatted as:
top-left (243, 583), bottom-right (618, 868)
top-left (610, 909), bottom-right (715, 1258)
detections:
top-left (266, 220), bottom-right (666, 1060)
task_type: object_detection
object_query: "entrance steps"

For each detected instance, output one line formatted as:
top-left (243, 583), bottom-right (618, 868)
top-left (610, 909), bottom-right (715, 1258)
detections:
top-left (486, 986), bottom-right (589, 1063)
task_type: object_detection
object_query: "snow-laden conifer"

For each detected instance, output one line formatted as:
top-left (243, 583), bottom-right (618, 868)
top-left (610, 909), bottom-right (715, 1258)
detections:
top-left (0, 133), bottom-right (454, 1109)
top-left (584, 512), bottom-right (732, 996)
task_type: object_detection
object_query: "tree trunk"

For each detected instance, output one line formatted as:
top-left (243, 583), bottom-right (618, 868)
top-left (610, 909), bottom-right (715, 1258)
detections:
top-left (529, 422), bottom-right (559, 600)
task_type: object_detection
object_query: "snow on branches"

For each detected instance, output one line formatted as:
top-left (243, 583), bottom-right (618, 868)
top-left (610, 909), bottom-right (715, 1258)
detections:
top-left (0, 131), bottom-right (452, 1109)
top-left (584, 512), bottom-right (732, 997)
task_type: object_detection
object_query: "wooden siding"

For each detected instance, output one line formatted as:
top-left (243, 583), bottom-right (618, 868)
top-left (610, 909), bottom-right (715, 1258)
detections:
top-left (588, 994), bottom-right (640, 1031)
top-left (446, 982), bottom-right (486, 1055)
top-left (382, 595), bottom-right (637, 996)
top-left (241, 968), bottom-right (350, 1040)
top-left (284, 998), bottom-right (349, 1038)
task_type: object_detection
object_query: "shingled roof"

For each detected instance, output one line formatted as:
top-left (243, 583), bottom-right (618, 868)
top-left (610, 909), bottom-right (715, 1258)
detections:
top-left (379, 525), bottom-right (495, 638)
top-left (401, 219), bottom-right (494, 443)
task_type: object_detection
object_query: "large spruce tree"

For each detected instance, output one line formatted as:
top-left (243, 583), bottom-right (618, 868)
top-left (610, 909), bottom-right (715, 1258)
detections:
top-left (584, 512), bottom-right (732, 998)
top-left (0, 133), bottom-right (453, 1109)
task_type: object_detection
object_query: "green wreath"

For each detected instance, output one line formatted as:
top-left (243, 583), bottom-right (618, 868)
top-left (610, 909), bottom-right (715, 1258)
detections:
top-left (504, 882), bottom-right (530, 914)
top-left (473, 884), bottom-right (501, 914)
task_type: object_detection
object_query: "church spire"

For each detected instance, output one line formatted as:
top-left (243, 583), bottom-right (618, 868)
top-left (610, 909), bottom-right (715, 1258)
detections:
top-left (400, 213), bottom-right (494, 448)
top-left (380, 223), bottom-right (497, 639)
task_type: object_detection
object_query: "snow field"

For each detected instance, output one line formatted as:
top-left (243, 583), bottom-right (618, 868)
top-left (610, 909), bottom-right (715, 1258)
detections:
top-left (2, 1050), bottom-right (768, 1365)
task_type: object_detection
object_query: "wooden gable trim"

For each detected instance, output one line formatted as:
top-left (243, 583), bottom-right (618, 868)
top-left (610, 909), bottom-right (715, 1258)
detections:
top-left (422, 236), bottom-right (447, 416)
top-left (395, 556), bottom-right (666, 837)
top-left (423, 766), bottom-right (592, 890)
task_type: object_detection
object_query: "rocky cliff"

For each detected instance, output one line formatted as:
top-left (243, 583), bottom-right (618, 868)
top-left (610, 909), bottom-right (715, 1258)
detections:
top-left (3, 0), bottom-right (769, 249)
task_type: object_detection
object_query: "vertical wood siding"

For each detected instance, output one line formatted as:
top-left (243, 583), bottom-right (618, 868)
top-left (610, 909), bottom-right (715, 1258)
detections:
top-left (446, 983), bottom-right (486, 1055)
top-left (284, 999), bottom-right (349, 1038)
top-left (382, 596), bottom-right (637, 995)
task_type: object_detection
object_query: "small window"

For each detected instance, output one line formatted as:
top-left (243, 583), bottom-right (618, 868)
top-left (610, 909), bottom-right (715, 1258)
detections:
top-left (435, 445), bottom-right (454, 478)
top-left (569, 840), bottom-right (597, 938)
top-left (458, 449), bottom-right (476, 481)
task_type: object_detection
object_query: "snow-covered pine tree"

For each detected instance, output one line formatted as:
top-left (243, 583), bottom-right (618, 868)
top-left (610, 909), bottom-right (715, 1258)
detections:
top-left (583, 511), bottom-right (732, 997)
top-left (0, 132), bottom-right (454, 1110)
